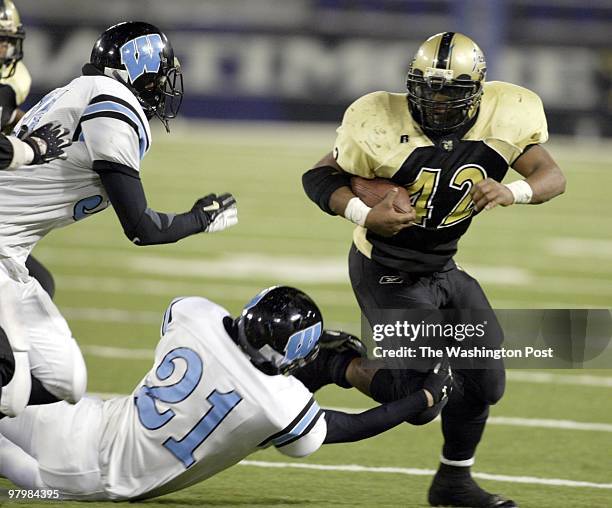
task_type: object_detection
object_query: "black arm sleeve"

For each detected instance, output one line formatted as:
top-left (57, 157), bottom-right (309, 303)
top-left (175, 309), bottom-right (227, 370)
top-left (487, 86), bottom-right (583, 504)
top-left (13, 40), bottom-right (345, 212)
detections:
top-left (93, 160), bottom-right (203, 246)
top-left (0, 134), bottom-right (14, 170)
top-left (302, 165), bottom-right (352, 216)
top-left (0, 84), bottom-right (17, 131)
top-left (323, 391), bottom-right (428, 444)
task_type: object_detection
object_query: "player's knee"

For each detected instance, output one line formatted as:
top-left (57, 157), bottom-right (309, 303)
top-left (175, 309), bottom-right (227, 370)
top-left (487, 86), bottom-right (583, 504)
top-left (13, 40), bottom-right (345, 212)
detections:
top-left (481, 371), bottom-right (506, 405)
top-left (50, 341), bottom-right (87, 404)
top-left (66, 342), bottom-right (87, 403)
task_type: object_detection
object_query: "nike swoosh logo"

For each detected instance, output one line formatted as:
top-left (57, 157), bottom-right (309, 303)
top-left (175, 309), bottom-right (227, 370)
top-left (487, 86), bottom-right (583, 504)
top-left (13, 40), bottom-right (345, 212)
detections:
top-left (202, 202), bottom-right (221, 212)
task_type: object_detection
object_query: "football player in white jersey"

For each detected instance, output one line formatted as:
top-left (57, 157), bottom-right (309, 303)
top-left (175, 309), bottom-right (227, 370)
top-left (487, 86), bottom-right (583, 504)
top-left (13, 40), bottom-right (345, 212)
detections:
top-left (0, 286), bottom-right (452, 500)
top-left (0, 22), bottom-right (238, 418)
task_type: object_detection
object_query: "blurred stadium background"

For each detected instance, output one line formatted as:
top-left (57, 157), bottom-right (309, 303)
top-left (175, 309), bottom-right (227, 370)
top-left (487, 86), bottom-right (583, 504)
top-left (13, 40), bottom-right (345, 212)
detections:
top-left (5, 1), bottom-right (612, 507)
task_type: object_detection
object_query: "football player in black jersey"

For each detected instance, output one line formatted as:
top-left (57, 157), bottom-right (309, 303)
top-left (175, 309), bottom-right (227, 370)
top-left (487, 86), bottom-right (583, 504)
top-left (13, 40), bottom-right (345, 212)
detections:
top-left (302, 32), bottom-right (566, 508)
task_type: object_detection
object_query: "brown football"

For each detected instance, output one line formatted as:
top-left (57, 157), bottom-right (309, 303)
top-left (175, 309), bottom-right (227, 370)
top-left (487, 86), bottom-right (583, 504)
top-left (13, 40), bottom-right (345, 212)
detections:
top-left (350, 176), bottom-right (413, 214)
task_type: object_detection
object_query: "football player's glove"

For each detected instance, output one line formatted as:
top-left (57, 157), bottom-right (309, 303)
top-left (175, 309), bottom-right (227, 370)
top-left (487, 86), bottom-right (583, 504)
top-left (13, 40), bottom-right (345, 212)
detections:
top-left (423, 358), bottom-right (453, 404)
top-left (18, 123), bottom-right (71, 165)
top-left (192, 193), bottom-right (238, 233)
top-left (319, 330), bottom-right (367, 357)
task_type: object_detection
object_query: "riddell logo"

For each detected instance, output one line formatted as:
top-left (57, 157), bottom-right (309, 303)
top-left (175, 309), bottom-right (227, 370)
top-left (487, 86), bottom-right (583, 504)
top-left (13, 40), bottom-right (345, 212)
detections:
top-left (379, 275), bottom-right (404, 284)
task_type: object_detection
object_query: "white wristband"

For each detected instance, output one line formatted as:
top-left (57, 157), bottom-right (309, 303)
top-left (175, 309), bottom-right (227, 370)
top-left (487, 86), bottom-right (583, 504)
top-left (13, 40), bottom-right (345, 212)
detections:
top-left (504, 180), bottom-right (533, 204)
top-left (5, 136), bottom-right (34, 169)
top-left (344, 197), bottom-right (372, 227)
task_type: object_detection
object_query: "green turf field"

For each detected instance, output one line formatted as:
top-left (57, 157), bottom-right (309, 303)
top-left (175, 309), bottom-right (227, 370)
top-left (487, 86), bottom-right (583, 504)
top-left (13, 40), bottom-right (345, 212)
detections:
top-left (1, 122), bottom-right (611, 507)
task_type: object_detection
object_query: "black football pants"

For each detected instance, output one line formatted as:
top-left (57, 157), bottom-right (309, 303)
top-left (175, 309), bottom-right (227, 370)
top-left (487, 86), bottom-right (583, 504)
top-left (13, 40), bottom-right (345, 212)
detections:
top-left (348, 245), bottom-right (506, 462)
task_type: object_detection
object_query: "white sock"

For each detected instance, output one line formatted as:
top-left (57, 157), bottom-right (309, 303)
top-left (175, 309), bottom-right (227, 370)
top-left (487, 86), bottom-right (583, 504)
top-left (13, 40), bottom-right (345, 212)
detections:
top-left (0, 435), bottom-right (45, 489)
top-left (440, 455), bottom-right (475, 467)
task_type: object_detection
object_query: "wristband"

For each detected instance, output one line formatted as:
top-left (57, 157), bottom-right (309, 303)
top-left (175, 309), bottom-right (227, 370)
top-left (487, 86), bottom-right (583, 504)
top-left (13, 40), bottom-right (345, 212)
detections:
top-left (504, 180), bottom-right (533, 204)
top-left (6, 136), bottom-right (34, 169)
top-left (344, 197), bottom-right (371, 226)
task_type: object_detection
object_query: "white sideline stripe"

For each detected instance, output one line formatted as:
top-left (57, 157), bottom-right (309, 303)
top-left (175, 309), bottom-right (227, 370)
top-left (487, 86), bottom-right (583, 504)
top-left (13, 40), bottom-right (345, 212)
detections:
top-left (239, 460), bottom-right (612, 490)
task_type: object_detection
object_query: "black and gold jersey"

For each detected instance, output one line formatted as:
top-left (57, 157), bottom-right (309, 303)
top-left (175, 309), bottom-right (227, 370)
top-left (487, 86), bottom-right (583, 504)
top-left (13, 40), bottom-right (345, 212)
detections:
top-left (333, 81), bottom-right (548, 273)
top-left (0, 60), bottom-right (31, 129)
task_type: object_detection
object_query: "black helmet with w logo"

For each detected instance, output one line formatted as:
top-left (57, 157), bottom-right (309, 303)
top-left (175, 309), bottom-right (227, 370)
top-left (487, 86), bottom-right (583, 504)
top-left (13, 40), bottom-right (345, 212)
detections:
top-left (90, 21), bottom-right (183, 131)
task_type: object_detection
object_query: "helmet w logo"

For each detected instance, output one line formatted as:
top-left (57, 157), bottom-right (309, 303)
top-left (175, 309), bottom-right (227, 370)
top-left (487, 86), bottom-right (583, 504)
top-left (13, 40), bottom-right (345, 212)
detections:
top-left (120, 34), bottom-right (164, 83)
top-left (284, 322), bottom-right (322, 362)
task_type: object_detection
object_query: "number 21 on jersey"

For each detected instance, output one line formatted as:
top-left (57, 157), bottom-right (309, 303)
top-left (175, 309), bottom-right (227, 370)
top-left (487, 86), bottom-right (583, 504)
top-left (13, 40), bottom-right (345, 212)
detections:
top-left (135, 347), bottom-right (243, 468)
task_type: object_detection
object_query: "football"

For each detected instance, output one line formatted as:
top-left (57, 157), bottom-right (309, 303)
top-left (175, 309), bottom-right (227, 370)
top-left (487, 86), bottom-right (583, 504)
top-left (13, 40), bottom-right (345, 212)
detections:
top-left (350, 176), bottom-right (413, 214)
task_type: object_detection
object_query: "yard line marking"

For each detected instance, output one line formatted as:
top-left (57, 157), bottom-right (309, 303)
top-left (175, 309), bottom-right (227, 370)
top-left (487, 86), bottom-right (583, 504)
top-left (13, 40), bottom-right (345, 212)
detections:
top-left (506, 371), bottom-right (612, 388)
top-left (79, 344), bottom-right (612, 389)
top-left (326, 407), bottom-right (612, 433)
top-left (86, 390), bottom-right (612, 432)
top-left (54, 275), bottom-right (360, 308)
top-left (37, 245), bottom-right (532, 286)
top-left (548, 238), bottom-right (612, 259)
top-left (67, 308), bottom-right (356, 333)
top-left (486, 416), bottom-right (612, 433)
top-left (63, 307), bottom-right (160, 325)
top-left (82, 345), bottom-right (152, 360)
top-left (239, 460), bottom-right (612, 489)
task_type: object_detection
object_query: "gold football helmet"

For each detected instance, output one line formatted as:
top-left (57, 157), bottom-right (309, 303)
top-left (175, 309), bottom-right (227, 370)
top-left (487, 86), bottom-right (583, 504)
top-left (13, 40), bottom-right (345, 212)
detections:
top-left (0, 0), bottom-right (24, 79)
top-left (406, 32), bottom-right (486, 134)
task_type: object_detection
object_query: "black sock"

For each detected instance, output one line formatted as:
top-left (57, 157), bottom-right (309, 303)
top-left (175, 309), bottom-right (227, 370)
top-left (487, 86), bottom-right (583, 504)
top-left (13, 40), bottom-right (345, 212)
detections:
top-left (441, 387), bottom-right (489, 462)
top-left (437, 462), bottom-right (472, 478)
top-left (28, 376), bottom-right (60, 405)
top-left (0, 326), bottom-right (15, 387)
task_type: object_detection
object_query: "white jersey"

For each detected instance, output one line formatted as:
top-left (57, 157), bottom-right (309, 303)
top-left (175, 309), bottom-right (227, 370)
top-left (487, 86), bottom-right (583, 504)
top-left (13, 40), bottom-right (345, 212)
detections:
top-left (99, 297), bottom-right (326, 500)
top-left (0, 72), bottom-right (151, 266)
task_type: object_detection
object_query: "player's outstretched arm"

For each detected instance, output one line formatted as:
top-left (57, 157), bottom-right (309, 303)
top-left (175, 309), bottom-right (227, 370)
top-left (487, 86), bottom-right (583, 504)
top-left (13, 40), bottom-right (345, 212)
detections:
top-left (95, 162), bottom-right (238, 245)
top-left (302, 152), bottom-right (413, 236)
top-left (322, 361), bottom-right (452, 444)
top-left (470, 145), bottom-right (566, 212)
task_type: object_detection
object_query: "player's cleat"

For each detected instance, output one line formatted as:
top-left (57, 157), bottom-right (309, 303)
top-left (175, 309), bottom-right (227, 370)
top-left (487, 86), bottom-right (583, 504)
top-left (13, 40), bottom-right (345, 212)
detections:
top-left (428, 466), bottom-right (518, 507)
top-left (319, 330), bottom-right (367, 357)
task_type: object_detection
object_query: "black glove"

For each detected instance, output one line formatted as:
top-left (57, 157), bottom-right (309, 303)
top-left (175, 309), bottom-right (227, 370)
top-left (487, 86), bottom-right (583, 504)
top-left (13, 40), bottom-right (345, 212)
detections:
top-left (319, 330), bottom-right (367, 357)
top-left (191, 193), bottom-right (238, 233)
top-left (422, 358), bottom-right (453, 405)
top-left (18, 122), bottom-right (71, 165)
